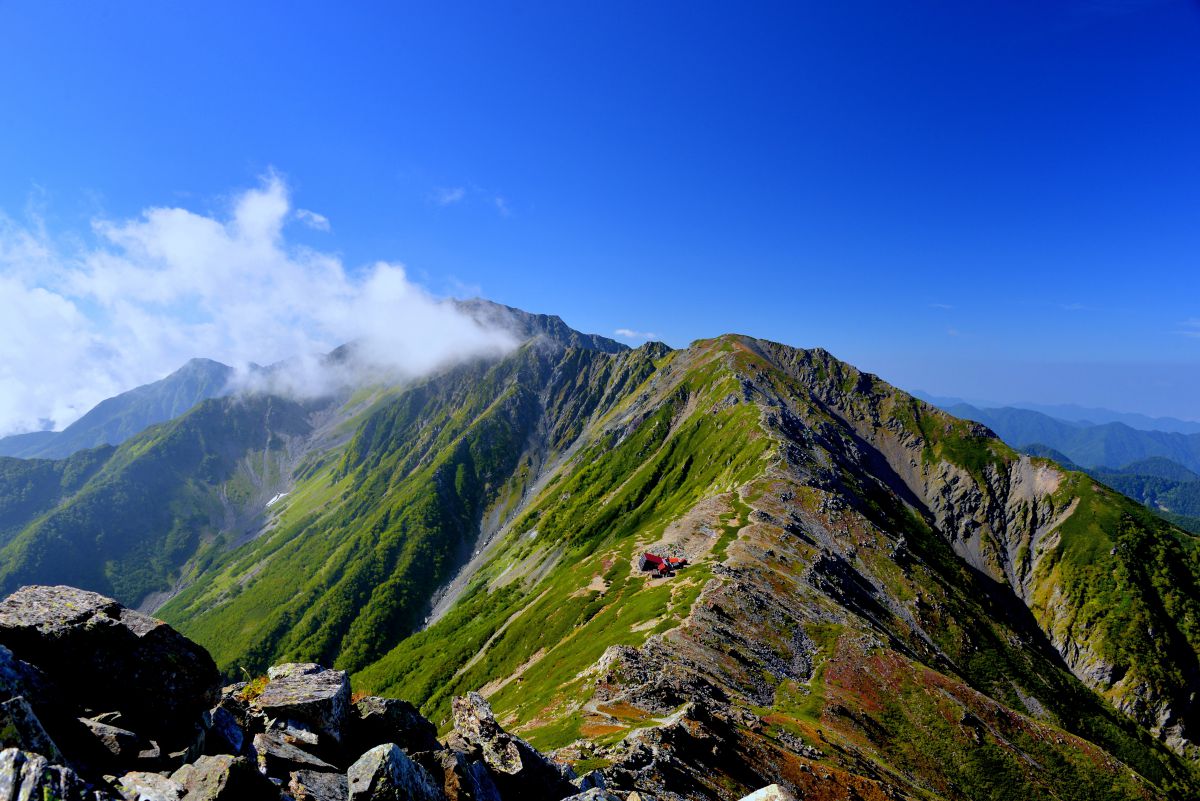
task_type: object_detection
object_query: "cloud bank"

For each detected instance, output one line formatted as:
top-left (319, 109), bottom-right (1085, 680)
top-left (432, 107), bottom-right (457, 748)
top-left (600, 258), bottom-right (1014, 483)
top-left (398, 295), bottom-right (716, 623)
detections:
top-left (0, 174), bottom-right (515, 436)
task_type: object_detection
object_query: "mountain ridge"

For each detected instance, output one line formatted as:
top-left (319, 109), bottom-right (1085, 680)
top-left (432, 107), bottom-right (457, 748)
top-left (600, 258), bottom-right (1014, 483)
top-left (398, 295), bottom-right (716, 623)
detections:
top-left (0, 309), bottom-right (1195, 799)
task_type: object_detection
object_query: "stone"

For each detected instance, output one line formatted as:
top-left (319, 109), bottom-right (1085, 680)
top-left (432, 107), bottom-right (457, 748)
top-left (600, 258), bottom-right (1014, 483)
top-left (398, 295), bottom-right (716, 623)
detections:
top-left (0, 695), bottom-right (63, 762)
top-left (738, 784), bottom-right (799, 801)
top-left (348, 696), bottom-right (440, 756)
top-left (253, 731), bottom-right (337, 777)
top-left (170, 753), bottom-right (278, 800)
top-left (416, 749), bottom-right (500, 801)
top-left (0, 746), bottom-right (93, 801)
top-left (0, 586), bottom-right (219, 749)
top-left (347, 743), bottom-right (445, 801)
top-left (116, 770), bottom-right (186, 801)
top-left (206, 706), bottom-right (245, 755)
top-left (252, 663), bottom-right (350, 743)
top-left (289, 769), bottom-right (349, 801)
top-left (450, 693), bottom-right (576, 801)
top-left (79, 716), bottom-right (141, 760)
top-left (572, 769), bottom-right (606, 790)
top-left (561, 791), bottom-right (621, 801)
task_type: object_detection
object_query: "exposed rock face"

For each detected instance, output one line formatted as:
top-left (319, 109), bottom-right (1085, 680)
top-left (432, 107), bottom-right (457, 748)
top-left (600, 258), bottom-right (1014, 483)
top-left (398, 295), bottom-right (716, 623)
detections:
top-left (289, 769), bottom-right (349, 801)
top-left (170, 753), bottom-right (277, 800)
top-left (449, 693), bottom-right (576, 801)
top-left (349, 696), bottom-right (440, 756)
top-left (0, 695), bottom-right (62, 761)
top-left (252, 663), bottom-right (351, 744)
top-left (737, 786), bottom-right (796, 801)
top-left (0, 746), bottom-right (93, 800)
top-left (347, 743), bottom-right (445, 801)
top-left (0, 585), bottom-right (219, 749)
top-left (117, 770), bottom-right (186, 801)
top-left (419, 749), bottom-right (501, 801)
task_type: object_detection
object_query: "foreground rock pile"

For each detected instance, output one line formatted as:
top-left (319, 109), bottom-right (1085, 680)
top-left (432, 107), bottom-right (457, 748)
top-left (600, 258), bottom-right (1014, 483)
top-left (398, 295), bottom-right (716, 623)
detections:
top-left (0, 585), bottom-right (784, 801)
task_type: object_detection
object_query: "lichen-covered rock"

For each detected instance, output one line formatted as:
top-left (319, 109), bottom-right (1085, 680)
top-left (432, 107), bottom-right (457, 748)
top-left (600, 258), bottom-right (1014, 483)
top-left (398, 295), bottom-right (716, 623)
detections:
top-left (206, 706), bottom-right (246, 756)
top-left (252, 664), bottom-right (350, 743)
top-left (347, 743), bottom-right (445, 801)
top-left (348, 696), bottom-right (440, 756)
top-left (0, 586), bottom-right (219, 749)
top-left (415, 749), bottom-right (500, 801)
top-left (289, 768), bottom-right (349, 801)
top-left (737, 784), bottom-right (798, 801)
top-left (117, 770), bottom-right (186, 801)
top-left (0, 695), bottom-right (63, 762)
top-left (79, 716), bottom-right (141, 760)
top-left (252, 731), bottom-right (337, 777)
top-left (449, 693), bottom-right (575, 801)
top-left (560, 790), bottom-right (621, 801)
top-left (170, 753), bottom-right (277, 800)
top-left (0, 746), bottom-right (94, 800)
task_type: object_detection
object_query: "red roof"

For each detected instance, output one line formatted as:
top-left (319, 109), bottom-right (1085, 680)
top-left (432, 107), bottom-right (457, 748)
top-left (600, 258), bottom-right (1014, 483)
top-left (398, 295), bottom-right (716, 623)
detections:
top-left (641, 553), bottom-right (666, 569)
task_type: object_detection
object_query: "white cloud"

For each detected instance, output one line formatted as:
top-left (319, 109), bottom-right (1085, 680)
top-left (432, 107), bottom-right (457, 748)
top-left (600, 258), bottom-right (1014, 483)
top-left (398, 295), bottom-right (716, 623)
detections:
top-left (928, 303), bottom-right (953, 310)
top-left (295, 208), bottom-right (331, 231)
top-left (0, 174), bottom-right (516, 436)
top-left (493, 196), bottom-right (511, 217)
top-left (432, 187), bottom-right (466, 206)
top-left (614, 328), bottom-right (659, 341)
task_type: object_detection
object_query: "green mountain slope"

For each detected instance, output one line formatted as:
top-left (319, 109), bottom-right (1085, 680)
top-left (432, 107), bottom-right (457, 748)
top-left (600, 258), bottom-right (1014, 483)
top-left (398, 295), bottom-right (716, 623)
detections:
top-left (154, 333), bottom-right (1200, 799)
top-left (0, 393), bottom-right (317, 606)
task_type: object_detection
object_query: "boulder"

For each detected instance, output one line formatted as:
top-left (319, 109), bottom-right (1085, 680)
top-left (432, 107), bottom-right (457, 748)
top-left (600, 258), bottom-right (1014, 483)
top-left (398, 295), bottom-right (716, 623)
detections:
top-left (205, 706), bottom-right (246, 756)
top-left (347, 743), bottom-right (445, 801)
top-left (560, 791), bottom-right (621, 801)
top-left (449, 692), bottom-right (576, 801)
top-left (348, 696), bottom-right (440, 756)
top-left (170, 753), bottom-right (278, 800)
top-left (0, 586), bottom-right (219, 749)
top-left (289, 769), bottom-right (349, 801)
top-left (0, 746), bottom-right (94, 800)
top-left (252, 664), bottom-right (350, 743)
top-left (79, 716), bottom-right (141, 760)
top-left (0, 695), bottom-right (63, 761)
top-left (253, 731), bottom-right (337, 777)
top-left (738, 785), bottom-right (798, 801)
top-left (416, 749), bottom-right (500, 801)
top-left (116, 770), bottom-right (186, 801)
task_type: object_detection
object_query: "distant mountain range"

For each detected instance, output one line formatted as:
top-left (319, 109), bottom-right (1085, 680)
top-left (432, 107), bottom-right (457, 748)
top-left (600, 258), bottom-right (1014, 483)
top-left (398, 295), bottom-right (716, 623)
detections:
top-left (916, 392), bottom-right (1200, 435)
top-left (0, 358), bottom-right (234, 459)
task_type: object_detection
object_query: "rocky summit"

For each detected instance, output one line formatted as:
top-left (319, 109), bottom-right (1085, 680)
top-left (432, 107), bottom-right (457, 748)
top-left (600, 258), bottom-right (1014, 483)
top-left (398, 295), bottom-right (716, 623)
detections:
top-left (0, 308), bottom-right (1196, 799)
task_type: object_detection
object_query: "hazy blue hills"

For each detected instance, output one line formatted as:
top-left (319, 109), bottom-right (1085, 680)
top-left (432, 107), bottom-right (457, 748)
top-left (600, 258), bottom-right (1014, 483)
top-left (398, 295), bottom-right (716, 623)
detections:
top-left (917, 391), bottom-right (1200, 435)
top-left (944, 402), bottom-right (1200, 473)
top-left (0, 358), bottom-right (235, 460)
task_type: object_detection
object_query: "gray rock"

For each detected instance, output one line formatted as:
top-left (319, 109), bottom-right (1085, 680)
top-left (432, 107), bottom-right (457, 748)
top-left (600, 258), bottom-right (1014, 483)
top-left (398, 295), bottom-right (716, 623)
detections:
top-left (560, 791), bottom-right (621, 801)
top-left (738, 785), bottom-right (798, 801)
top-left (170, 753), bottom-right (278, 800)
top-left (0, 586), bottom-right (219, 749)
top-left (349, 696), bottom-right (440, 756)
top-left (252, 664), bottom-right (350, 743)
top-left (0, 746), bottom-right (93, 800)
top-left (116, 770), bottom-right (186, 801)
top-left (206, 706), bottom-right (245, 755)
top-left (0, 695), bottom-right (63, 762)
top-left (416, 749), bottom-right (500, 801)
top-left (450, 693), bottom-right (575, 801)
top-left (253, 731), bottom-right (337, 777)
top-left (79, 716), bottom-right (141, 760)
top-left (289, 769), bottom-right (349, 801)
top-left (347, 743), bottom-right (445, 801)
top-left (571, 769), bottom-right (606, 791)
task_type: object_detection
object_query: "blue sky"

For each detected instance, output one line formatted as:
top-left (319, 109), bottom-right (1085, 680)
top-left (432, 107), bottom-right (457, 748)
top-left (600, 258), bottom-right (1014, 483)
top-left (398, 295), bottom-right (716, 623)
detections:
top-left (1, 1), bottom-right (1198, 428)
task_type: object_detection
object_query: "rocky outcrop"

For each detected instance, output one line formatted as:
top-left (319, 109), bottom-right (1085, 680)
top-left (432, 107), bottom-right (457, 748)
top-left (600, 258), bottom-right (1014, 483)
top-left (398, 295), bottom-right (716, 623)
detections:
top-left (0, 584), bottom-right (607, 801)
top-left (449, 692), bottom-right (577, 801)
top-left (0, 585), bottom-right (218, 751)
top-left (252, 663), bottom-right (351, 744)
top-left (347, 744), bottom-right (443, 801)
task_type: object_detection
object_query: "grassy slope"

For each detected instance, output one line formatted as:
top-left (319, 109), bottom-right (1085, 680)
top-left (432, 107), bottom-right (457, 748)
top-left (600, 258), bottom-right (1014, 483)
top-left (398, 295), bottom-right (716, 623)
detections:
top-left (0, 394), bottom-right (313, 605)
